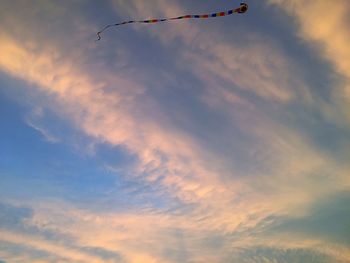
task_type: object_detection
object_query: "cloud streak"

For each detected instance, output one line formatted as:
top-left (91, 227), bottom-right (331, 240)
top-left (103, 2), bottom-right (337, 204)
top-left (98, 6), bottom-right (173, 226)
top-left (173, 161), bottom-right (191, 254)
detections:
top-left (269, 0), bottom-right (350, 122)
top-left (0, 0), bottom-right (349, 262)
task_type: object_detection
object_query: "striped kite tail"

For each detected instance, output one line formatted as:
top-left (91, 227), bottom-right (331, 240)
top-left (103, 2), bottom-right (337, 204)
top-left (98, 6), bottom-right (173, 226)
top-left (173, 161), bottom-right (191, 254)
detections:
top-left (96, 2), bottom-right (248, 41)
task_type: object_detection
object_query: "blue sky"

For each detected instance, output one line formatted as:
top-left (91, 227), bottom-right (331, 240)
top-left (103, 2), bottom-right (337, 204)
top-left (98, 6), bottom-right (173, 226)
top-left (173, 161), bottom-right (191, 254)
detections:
top-left (0, 0), bottom-right (350, 262)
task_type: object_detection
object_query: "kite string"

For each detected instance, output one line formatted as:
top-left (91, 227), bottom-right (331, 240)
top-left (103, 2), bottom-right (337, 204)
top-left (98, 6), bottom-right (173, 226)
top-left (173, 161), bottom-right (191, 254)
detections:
top-left (96, 3), bottom-right (248, 41)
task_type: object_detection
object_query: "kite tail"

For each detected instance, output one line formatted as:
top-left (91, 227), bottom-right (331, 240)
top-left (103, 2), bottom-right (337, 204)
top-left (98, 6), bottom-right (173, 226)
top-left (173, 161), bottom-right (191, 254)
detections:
top-left (96, 32), bottom-right (101, 41)
top-left (96, 25), bottom-right (113, 41)
top-left (96, 3), bottom-right (248, 41)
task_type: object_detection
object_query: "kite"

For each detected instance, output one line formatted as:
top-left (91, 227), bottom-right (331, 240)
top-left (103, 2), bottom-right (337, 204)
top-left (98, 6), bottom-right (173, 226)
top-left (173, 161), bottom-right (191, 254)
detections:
top-left (97, 2), bottom-right (248, 41)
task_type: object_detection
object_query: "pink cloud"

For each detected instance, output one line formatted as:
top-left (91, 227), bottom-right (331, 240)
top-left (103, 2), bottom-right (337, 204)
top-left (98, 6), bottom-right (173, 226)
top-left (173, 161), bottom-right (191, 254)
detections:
top-left (1, 1), bottom-right (349, 261)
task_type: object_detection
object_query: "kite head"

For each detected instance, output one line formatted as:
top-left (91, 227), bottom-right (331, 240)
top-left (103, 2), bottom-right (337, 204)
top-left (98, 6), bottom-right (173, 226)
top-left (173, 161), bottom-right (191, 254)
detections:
top-left (237, 2), bottom-right (248, 13)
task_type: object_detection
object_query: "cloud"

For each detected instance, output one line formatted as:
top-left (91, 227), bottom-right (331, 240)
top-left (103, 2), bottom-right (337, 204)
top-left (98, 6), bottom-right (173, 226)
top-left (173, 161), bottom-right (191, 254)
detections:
top-left (25, 119), bottom-right (60, 143)
top-left (112, 0), bottom-right (308, 104)
top-left (2, 198), bottom-right (347, 263)
top-left (269, 0), bottom-right (350, 77)
top-left (0, 202), bottom-right (123, 263)
top-left (110, 0), bottom-right (350, 202)
top-left (268, 0), bottom-right (350, 122)
top-left (0, 230), bottom-right (109, 263)
top-left (0, 31), bottom-right (235, 207)
top-left (226, 246), bottom-right (343, 263)
top-left (0, 1), bottom-right (350, 262)
top-left (271, 191), bottom-right (350, 246)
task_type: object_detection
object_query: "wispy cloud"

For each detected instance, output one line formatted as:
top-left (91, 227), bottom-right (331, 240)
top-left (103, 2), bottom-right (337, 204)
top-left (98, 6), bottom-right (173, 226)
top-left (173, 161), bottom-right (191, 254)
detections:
top-left (268, 0), bottom-right (350, 123)
top-left (0, 0), bottom-right (349, 262)
top-left (25, 118), bottom-right (60, 143)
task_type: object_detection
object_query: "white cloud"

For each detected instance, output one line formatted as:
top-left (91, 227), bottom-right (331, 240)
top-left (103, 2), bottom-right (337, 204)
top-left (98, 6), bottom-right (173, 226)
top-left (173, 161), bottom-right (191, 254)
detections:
top-left (25, 119), bottom-right (60, 143)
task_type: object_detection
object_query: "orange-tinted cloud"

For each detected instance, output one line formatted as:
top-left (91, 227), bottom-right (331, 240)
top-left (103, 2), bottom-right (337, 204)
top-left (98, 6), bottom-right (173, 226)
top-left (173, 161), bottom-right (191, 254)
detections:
top-left (1, 1), bottom-right (350, 262)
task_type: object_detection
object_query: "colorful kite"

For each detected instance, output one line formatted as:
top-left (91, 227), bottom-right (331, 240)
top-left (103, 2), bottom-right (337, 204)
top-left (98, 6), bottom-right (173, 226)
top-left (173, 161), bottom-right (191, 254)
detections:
top-left (97, 2), bottom-right (248, 40)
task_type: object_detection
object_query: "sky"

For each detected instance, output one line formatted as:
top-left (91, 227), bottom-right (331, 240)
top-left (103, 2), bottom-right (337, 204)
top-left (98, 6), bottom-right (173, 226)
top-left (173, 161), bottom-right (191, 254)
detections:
top-left (0, 0), bottom-right (349, 262)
